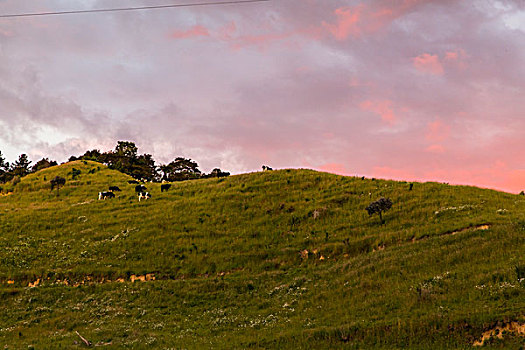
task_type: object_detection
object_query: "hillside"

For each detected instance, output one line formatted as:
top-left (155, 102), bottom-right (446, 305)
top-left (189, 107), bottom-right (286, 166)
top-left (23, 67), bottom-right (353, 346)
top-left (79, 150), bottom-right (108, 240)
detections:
top-left (0, 160), bottom-right (524, 348)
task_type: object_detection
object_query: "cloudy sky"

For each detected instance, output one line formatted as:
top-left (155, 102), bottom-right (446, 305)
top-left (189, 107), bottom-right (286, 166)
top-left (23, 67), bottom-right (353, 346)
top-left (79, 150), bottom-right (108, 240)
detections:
top-left (0, 0), bottom-right (524, 192)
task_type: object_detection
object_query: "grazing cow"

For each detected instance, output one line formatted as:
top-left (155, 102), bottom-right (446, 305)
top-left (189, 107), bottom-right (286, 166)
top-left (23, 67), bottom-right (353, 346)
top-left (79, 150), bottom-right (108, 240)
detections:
top-left (135, 185), bottom-right (147, 194)
top-left (109, 186), bottom-right (121, 192)
top-left (409, 183), bottom-right (413, 191)
top-left (161, 184), bottom-right (172, 192)
top-left (128, 180), bottom-right (139, 184)
top-left (262, 165), bottom-right (273, 171)
top-left (98, 191), bottom-right (115, 200)
top-left (138, 192), bottom-right (151, 201)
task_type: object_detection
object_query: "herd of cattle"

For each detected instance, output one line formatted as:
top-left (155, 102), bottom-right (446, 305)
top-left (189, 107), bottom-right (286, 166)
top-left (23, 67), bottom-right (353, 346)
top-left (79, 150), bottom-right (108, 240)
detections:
top-left (97, 166), bottom-right (273, 202)
top-left (98, 181), bottom-right (172, 202)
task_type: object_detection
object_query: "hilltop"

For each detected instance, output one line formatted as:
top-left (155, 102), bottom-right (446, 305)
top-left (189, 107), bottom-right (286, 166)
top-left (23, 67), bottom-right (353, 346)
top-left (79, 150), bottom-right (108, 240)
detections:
top-left (0, 160), bottom-right (524, 348)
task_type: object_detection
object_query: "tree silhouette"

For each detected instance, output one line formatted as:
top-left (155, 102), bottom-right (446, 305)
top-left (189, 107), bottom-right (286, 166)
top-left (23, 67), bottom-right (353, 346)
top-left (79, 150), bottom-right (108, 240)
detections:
top-left (160, 157), bottom-right (201, 181)
top-left (32, 158), bottom-right (57, 172)
top-left (205, 168), bottom-right (230, 178)
top-left (115, 141), bottom-right (138, 158)
top-left (366, 197), bottom-right (393, 225)
top-left (50, 176), bottom-right (66, 196)
top-left (12, 154), bottom-right (32, 177)
top-left (0, 151), bottom-right (9, 183)
top-left (97, 142), bottom-right (158, 181)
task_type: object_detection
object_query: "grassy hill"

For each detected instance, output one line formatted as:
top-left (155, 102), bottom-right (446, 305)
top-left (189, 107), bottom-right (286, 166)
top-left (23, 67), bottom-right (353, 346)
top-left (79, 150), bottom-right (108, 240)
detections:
top-left (0, 160), bottom-right (524, 348)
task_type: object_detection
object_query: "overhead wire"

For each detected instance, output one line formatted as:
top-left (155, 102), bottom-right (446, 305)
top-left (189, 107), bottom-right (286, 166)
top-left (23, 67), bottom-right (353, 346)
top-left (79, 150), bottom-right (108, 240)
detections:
top-left (0, 0), bottom-right (270, 19)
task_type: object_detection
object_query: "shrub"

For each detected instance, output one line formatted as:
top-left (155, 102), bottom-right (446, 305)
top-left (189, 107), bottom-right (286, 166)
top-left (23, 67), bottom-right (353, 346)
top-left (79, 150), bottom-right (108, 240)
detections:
top-left (366, 197), bottom-right (393, 225)
top-left (50, 176), bottom-right (66, 196)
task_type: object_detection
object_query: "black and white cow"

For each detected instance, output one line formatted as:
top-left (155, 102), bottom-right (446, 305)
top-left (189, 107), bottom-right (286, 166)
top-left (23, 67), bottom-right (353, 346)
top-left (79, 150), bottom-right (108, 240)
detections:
top-left (262, 165), bottom-right (273, 171)
top-left (138, 192), bottom-right (151, 201)
top-left (135, 185), bottom-right (147, 194)
top-left (109, 186), bottom-right (121, 192)
top-left (161, 184), bottom-right (172, 192)
top-left (98, 191), bottom-right (115, 200)
top-left (128, 180), bottom-right (139, 184)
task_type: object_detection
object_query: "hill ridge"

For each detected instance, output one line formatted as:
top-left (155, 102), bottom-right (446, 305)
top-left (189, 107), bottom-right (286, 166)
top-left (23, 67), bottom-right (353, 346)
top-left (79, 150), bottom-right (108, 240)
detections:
top-left (0, 160), bottom-right (524, 348)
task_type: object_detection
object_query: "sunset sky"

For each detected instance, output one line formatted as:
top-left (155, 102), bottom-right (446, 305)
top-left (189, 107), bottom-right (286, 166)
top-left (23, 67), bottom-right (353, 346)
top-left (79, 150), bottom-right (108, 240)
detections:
top-left (0, 0), bottom-right (523, 192)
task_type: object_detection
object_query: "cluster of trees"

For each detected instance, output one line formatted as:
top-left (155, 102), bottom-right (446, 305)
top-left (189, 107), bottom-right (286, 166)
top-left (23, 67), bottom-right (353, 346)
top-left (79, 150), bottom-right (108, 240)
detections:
top-left (0, 141), bottom-right (229, 185)
top-left (70, 141), bottom-right (230, 182)
top-left (0, 151), bottom-right (57, 183)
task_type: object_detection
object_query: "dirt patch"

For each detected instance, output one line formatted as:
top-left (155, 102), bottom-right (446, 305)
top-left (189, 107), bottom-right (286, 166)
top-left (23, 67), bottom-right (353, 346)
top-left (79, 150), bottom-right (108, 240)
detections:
top-left (71, 199), bottom-right (94, 207)
top-left (6, 269), bottom-right (244, 288)
top-left (473, 321), bottom-right (525, 346)
top-left (450, 224), bottom-right (490, 235)
top-left (413, 224), bottom-right (491, 242)
top-left (19, 275), bottom-right (154, 288)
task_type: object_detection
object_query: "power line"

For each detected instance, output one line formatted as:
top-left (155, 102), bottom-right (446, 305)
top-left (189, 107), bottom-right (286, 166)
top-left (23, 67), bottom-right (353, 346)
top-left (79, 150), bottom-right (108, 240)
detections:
top-left (0, 0), bottom-right (270, 19)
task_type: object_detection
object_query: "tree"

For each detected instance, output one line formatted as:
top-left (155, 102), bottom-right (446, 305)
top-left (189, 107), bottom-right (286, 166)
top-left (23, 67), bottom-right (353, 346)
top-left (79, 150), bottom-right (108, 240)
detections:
top-left (32, 158), bottom-right (58, 172)
top-left (366, 197), bottom-right (393, 225)
top-left (133, 153), bottom-right (158, 181)
top-left (115, 141), bottom-right (138, 158)
top-left (0, 151), bottom-right (9, 183)
top-left (204, 168), bottom-right (230, 178)
top-left (160, 157), bottom-right (201, 181)
top-left (50, 176), bottom-right (66, 196)
top-left (80, 149), bottom-right (102, 162)
top-left (96, 142), bottom-right (159, 181)
top-left (11, 154), bottom-right (32, 177)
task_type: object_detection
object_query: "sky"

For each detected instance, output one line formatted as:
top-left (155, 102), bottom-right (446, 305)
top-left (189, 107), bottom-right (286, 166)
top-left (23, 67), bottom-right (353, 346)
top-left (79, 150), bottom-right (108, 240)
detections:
top-left (0, 0), bottom-right (524, 193)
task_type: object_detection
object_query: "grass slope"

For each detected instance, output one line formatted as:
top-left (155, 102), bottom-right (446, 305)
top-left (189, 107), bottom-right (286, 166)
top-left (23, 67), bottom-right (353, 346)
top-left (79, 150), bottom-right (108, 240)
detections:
top-left (0, 160), bottom-right (524, 348)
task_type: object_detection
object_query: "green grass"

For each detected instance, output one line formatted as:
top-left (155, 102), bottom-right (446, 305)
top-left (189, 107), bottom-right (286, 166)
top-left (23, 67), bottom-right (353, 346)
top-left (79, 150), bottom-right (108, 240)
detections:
top-left (0, 160), bottom-right (524, 348)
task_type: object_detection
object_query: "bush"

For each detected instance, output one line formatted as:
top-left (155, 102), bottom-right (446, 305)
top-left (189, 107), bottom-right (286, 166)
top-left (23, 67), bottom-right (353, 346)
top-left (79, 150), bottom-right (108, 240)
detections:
top-left (366, 197), bottom-right (393, 224)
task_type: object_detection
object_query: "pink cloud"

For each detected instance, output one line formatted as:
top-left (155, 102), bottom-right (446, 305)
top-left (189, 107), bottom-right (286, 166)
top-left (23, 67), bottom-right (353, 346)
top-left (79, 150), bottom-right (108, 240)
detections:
top-left (323, 6), bottom-right (363, 40)
top-left (425, 119), bottom-right (450, 142)
top-left (229, 32), bottom-right (294, 50)
top-left (171, 25), bottom-right (210, 40)
top-left (425, 144), bottom-right (446, 153)
top-left (444, 49), bottom-right (467, 61)
top-left (214, 21), bottom-right (295, 50)
top-left (444, 49), bottom-right (468, 69)
top-left (218, 21), bottom-right (237, 40)
top-left (413, 50), bottom-right (468, 75)
top-left (321, 1), bottom-right (442, 40)
top-left (445, 51), bottom-right (458, 60)
top-left (360, 99), bottom-right (397, 123)
top-left (413, 53), bottom-right (444, 75)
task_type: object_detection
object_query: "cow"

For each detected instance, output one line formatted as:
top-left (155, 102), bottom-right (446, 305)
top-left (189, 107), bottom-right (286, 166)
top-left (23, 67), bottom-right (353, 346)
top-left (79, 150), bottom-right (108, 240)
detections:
top-left (161, 184), bottom-right (172, 192)
top-left (109, 186), bottom-right (121, 192)
top-left (128, 180), bottom-right (139, 184)
top-left (262, 165), bottom-right (273, 171)
top-left (135, 185), bottom-right (147, 194)
top-left (98, 191), bottom-right (115, 200)
top-left (138, 192), bottom-right (151, 201)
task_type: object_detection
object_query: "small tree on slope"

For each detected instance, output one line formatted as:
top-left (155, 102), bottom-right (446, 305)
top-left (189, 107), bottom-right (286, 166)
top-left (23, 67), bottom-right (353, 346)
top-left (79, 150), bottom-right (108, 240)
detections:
top-left (366, 197), bottom-right (393, 225)
top-left (50, 176), bottom-right (66, 196)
